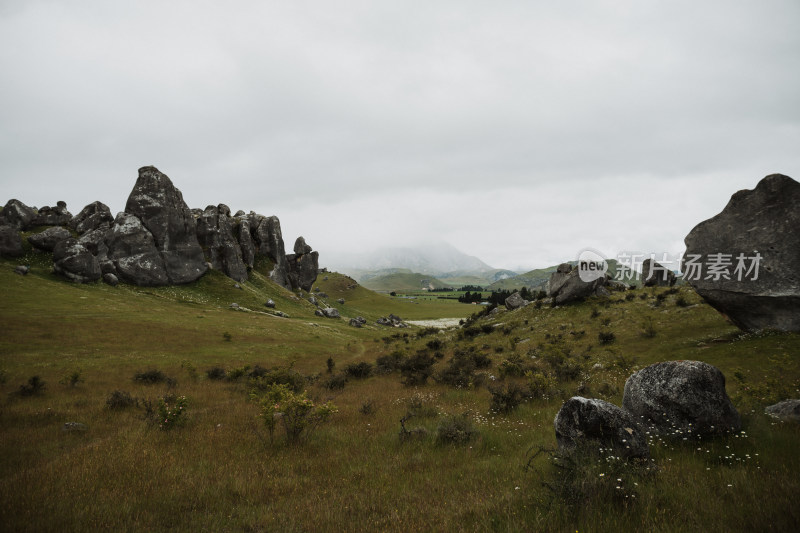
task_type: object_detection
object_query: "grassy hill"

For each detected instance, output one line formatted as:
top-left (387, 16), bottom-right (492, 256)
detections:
top-left (1, 249), bottom-right (798, 532)
top-left (488, 259), bottom-right (643, 291)
top-left (360, 271), bottom-right (451, 292)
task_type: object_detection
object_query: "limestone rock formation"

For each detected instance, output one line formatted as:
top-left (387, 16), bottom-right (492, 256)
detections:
top-left (236, 216), bottom-right (256, 268)
top-left (249, 214), bottom-right (291, 289)
top-left (293, 236), bottom-right (312, 255)
top-left (287, 251), bottom-right (319, 293)
top-left (547, 263), bottom-right (608, 305)
top-left (28, 226), bottom-right (72, 252)
top-left (70, 201), bottom-right (114, 234)
top-left (196, 205), bottom-right (247, 282)
top-left (554, 396), bottom-right (649, 459)
top-left (105, 212), bottom-right (169, 286)
top-left (622, 360), bottom-right (741, 438)
top-left (53, 238), bottom-right (102, 283)
top-left (0, 225), bottom-right (25, 257)
top-left (764, 399), bottom-right (800, 423)
top-left (0, 199), bottom-right (35, 230)
top-left (642, 259), bottom-right (677, 287)
top-left (125, 166), bottom-right (207, 284)
top-left (32, 204), bottom-right (72, 226)
top-left (504, 292), bottom-right (529, 310)
top-left (683, 174), bottom-right (800, 331)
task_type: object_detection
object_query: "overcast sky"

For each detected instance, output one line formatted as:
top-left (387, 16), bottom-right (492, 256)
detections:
top-left (1, 1), bottom-right (798, 271)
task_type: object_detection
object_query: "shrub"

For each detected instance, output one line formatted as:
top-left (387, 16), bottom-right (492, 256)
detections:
top-left (434, 351), bottom-right (485, 389)
top-left (255, 383), bottom-right (337, 445)
top-left (376, 351), bottom-right (406, 374)
top-left (399, 352), bottom-right (437, 386)
top-left (436, 414), bottom-right (477, 445)
top-left (498, 354), bottom-right (529, 378)
top-left (590, 308), bottom-right (600, 319)
top-left (406, 392), bottom-right (439, 418)
top-left (181, 360), bottom-right (198, 382)
top-left (326, 357), bottom-right (335, 374)
top-left (526, 370), bottom-right (559, 399)
top-left (640, 317), bottom-right (657, 338)
top-left (462, 326), bottom-right (481, 339)
top-left (343, 362), bottom-right (373, 379)
top-left (226, 365), bottom-right (251, 382)
top-left (59, 369), bottom-right (83, 388)
top-left (133, 369), bottom-right (167, 384)
top-left (359, 400), bottom-right (376, 415)
top-left (322, 372), bottom-right (347, 390)
top-left (222, 331), bottom-right (232, 341)
top-left (611, 353), bottom-right (638, 372)
top-left (206, 366), bottom-right (227, 380)
top-left (675, 296), bottom-right (690, 307)
top-left (426, 338), bottom-right (444, 351)
top-left (625, 292), bottom-right (636, 301)
top-left (14, 375), bottom-right (46, 397)
top-left (249, 366), bottom-right (306, 393)
top-left (106, 390), bottom-right (137, 410)
top-left (488, 382), bottom-right (529, 413)
top-left (157, 395), bottom-right (188, 430)
top-left (598, 330), bottom-right (616, 345)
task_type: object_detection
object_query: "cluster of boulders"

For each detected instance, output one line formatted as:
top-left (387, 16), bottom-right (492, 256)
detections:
top-left (0, 166), bottom-right (318, 292)
top-left (376, 314), bottom-right (408, 327)
top-left (555, 360), bottom-right (741, 459)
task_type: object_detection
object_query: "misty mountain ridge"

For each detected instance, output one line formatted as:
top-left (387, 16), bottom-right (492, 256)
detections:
top-left (325, 242), bottom-right (517, 282)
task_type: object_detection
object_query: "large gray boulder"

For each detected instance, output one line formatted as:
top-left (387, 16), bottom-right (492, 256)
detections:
top-left (53, 238), bottom-right (101, 283)
top-left (287, 250), bottom-right (319, 292)
top-left (554, 397), bottom-right (649, 459)
top-left (504, 291), bottom-right (529, 310)
top-left (547, 263), bottom-right (608, 305)
top-left (642, 259), bottom-right (677, 287)
top-left (70, 201), bottom-right (114, 234)
top-left (623, 360), bottom-right (741, 437)
top-left (124, 166), bottom-right (207, 284)
top-left (249, 214), bottom-right (291, 289)
top-left (0, 199), bottom-right (35, 230)
top-left (28, 226), bottom-right (72, 252)
top-left (0, 225), bottom-right (24, 257)
top-left (105, 212), bottom-right (169, 286)
top-left (294, 236), bottom-right (312, 255)
top-left (683, 174), bottom-right (800, 331)
top-left (32, 204), bottom-right (72, 226)
top-left (765, 400), bottom-right (800, 423)
top-left (196, 205), bottom-right (247, 282)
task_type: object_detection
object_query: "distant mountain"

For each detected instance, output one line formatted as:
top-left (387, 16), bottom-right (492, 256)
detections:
top-left (325, 242), bottom-right (505, 281)
top-left (360, 272), bottom-right (451, 292)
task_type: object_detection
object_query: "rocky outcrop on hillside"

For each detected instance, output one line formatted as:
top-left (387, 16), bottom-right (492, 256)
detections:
top-left (546, 263), bottom-right (609, 305)
top-left (683, 174), bottom-right (799, 331)
top-left (642, 258), bottom-right (677, 287)
top-left (2, 166), bottom-right (317, 292)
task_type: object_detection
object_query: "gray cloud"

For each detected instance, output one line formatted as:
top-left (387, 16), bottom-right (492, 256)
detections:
top-left (1, 1), bottom-right (798, 270)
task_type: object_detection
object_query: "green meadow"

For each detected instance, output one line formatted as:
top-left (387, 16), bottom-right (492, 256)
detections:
top-left (1, 255), bottom-right (798, 532)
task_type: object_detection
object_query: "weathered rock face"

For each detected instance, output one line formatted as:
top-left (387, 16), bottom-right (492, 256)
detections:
top-left (53, 238), bottom-right (101, 283)
top-left (622, 360), bottom-right (741, 438)
top-left (236, 216), bottom-right (255, 268)
top-left (70, 201), bottom-right (114, 234)
top-left (547, 263), bottom-right (608, 305)
top-left (683, 174), bottom-right (800, 331)
top-left (0, 225), bottom-right (25, 257)
top-left (32, 204), bottom-right (72, 226)
top-left (105, 212), bottom-right (168, 286)
top-left (765, 399), bottom-right (800, 423)
top-left (554, 396), bottom-right (649, 459)
top-left (1, 199), bottom-right (35, 230)
top-left (642, 259), bottom-right (677, 287)
top-left (505, 292), bottom-right (529, 310)
top-left (250, 214), bottom-right (291, 289)
top-left (287, 251), bottom-right (319, 292)
top-left (103, 273), bottom-right (119, 286)
top-left (124, 166), bottom-right (207, 284)
top-left (320, 307), bottom-right (340, 318)
top-left (28, 226), bottom-right (72, 252)
top-left (196, 205), bottom-right (247, 282)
